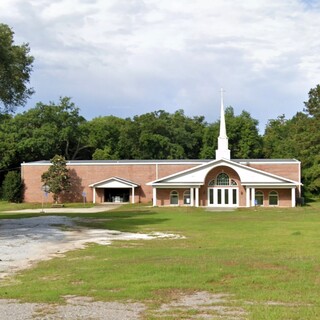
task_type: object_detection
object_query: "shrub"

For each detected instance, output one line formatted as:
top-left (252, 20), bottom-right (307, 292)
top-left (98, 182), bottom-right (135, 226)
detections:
top-left (2, 171), bottom-right (24, 202)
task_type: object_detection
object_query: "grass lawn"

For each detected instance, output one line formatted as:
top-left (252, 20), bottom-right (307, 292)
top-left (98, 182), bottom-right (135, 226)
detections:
top-left (0, 200), bottom-right (94, 212)
top-left (0, 203), bottom-right (320, 319)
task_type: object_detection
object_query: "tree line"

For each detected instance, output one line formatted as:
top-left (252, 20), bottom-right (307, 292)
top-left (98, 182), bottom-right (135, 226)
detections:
top-left (1, 22), bottom-right (320, 198)
top-left (0, 87), bottom-right (319, 197)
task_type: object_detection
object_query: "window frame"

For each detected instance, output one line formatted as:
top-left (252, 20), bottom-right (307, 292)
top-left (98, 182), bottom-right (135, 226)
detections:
top-left (183, 190), bottom-right (191, 205)
top-left (255, 190), bottom-right (264, 206)
top-left (170, 190), bottom-right (179, 205)
top-left (269, 190), bottom-right (279, 206)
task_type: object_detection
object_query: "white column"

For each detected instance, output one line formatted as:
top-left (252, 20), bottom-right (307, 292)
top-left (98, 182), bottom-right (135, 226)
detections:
top-left (251, 187), bottom-right (255, 207)
top-left (152, 187), bottom-right (157, 207)
top-left (291, 187), bottom-right (296, 207)
top-left (246, 187), bottom-right (250, 207)
top-left (132, 187), bottom-right (135, 204)
top-left (93, 188), bottom-right (96, 204)
top-left (190, 187), bottom-right (194, 206)
top-left (195, 187), bottom-right (199, 207)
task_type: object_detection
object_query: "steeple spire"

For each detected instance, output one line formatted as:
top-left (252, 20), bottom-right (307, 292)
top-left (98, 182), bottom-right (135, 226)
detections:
top-left (219, 88), bottom-right (227, 138)
top-left (215, 88), bottom-right (230, 160)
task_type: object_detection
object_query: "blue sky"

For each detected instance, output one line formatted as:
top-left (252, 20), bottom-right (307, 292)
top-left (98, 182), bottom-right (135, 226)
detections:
top-left (1, 0), bottom-right (319, 132)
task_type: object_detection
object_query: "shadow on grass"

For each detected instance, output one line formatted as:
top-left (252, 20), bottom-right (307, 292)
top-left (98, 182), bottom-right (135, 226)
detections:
top-left (0, 209), bottom-right (169, 233)
top-left (76, 209), bottom-right (169, 232)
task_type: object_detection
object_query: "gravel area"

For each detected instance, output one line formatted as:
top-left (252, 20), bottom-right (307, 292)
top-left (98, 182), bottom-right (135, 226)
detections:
top-left (0, 297), bottom-right (146, 320)
top-left (0, 215), bottom-right (182, 278)
top-left (0, 212), bottom-right (246, 319)
top-left (0, 292), bottom-right (247, 320)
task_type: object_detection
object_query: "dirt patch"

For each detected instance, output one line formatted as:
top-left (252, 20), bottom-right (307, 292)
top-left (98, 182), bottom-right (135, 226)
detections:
top-left (0, 215), bottom-right (184, 279)
top-left (0, 297), bottom-right (146, 320)
top-left (0, 292), bottom-right (248, 320)
top-left (154, 291), bottom-right (247, 319)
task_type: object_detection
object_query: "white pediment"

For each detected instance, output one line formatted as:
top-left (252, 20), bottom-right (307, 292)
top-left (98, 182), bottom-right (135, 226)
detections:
top-left (149, 159), bottom-right (298, 186)
top-left (90, 177), bottom-right (139, 188)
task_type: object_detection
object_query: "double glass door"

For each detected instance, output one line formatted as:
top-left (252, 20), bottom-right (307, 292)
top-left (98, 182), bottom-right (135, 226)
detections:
top-left (208, 188), bottom-right (238, 206)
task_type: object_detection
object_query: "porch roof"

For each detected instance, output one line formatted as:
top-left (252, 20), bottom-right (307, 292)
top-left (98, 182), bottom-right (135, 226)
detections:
top-left (89, 177), bottom-right (139, 188)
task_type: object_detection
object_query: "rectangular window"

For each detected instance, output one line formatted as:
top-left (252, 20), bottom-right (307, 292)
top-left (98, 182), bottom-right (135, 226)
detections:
top-left (209, 189), bottom-right (214, 204)
top-left (218, 189), bottom-right (222, 204)
top-left (224, 189), bottom-right (229, 204)
top-left (233, 189), bottom-right (237, 205)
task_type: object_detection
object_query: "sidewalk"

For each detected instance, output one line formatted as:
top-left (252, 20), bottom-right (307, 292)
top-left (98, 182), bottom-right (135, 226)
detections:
top-left (3, 204), bottom-right (121, 214)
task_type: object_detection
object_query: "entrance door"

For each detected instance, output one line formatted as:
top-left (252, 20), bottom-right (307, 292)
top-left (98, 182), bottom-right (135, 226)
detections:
top-left (104, 188), bottom-right (130, 203)
top-left (208, 188), bottom-right (238, 207)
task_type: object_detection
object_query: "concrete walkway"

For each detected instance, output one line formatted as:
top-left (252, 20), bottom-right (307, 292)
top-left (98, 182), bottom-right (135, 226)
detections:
top-left (3, 204), bottom-right (121, 214)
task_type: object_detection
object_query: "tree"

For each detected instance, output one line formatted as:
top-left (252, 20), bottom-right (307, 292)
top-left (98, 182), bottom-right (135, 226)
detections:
top-left (201, 107), bottom-right (262, 159)
top-left (85, 116), bottom-right (127, 159)
top-left (262, 115), bottom-right (292, 158)
top-left (200, 123), bottom-right (219, 158)
top-left (225, 108), bottom-right (262, 159)
top-left (0, 23), bottom-right (34, 113)
top-left (92, 146), bottom-right (114, 160)
top-left (117, 110), bottom-right (206, 160)
top-left (2, 171), bottom-right (24, 202)
top-left (0, 97), bottom-right (89, 171)
top-left (41, 155), bottom-right (71, 203)
top-left (304, 84), bottom-right (320, 118)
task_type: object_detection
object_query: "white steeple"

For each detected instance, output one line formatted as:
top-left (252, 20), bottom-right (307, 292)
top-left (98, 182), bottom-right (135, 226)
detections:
top-left (215, 88), bottom-right (230, 160)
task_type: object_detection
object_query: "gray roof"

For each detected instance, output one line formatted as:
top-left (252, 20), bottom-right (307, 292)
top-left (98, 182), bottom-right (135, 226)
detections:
top-left (22, 158), bottom-right (300, 166)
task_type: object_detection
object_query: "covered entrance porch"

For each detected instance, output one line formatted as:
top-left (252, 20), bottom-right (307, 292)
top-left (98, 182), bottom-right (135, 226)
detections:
top-left (89, 177), bottom-right (139, 204)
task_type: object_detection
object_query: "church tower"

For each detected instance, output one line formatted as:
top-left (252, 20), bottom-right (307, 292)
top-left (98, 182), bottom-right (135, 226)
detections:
top-left (215, 89), bottom-right (231, 160)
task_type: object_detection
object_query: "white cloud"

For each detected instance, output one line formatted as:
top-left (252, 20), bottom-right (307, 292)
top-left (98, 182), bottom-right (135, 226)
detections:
top-left (0, 0), bottom-right (319, 131)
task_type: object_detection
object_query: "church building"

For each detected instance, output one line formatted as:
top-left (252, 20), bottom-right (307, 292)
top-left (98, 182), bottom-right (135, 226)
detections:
top-left (21, 94), bottom-right (301, 208)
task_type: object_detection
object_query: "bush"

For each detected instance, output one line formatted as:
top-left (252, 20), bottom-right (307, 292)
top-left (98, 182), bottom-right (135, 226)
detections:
top-left (2, 171), bottom-right (24, 203)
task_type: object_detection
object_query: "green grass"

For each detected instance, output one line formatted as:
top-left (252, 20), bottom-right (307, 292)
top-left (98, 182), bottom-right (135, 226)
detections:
top-left (0, 200), bottom-right (94, 212)
top-left (0, 204), bottom-right (320, 319)
top-left (0, 200), bottom-right (43, 211)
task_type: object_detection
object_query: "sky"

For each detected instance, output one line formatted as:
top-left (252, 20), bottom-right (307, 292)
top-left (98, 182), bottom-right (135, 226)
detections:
top-left (1, 0), bottom-right (319, 132)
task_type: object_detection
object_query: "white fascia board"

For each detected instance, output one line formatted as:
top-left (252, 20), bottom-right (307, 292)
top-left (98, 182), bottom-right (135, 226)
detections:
top-left (95, 180), bottom-right (129, 188)
top-left (22, 160), bottom-right (206, 166)
top-left (151, 182), bottom-right (202, 186)
top-left (238, 160), bottom-right (300, 165)
top-left (147, 159), bottom-right (220, 185)
top-left (89, 177), bottom-right (139, 188)
top-left (21, 161), bottom-right (51, 166)
top-left (153, 184), bottom-right (202, 189)
top-left (242, 183), bottom-right (298, 188)
top-left (214, 159), bottom-right (300, 184)
top-left (148, 158), bottom-right (300, 186)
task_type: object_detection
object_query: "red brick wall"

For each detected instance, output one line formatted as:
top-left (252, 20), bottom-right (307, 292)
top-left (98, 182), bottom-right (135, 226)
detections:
top-left (22, 162), bottom-right (199, 203)
top-left (22, 164), bottom-right (52, 203)
top-left (156, 188), bottom-right (191, 206)
top-left (21, 161), bottom-right (299, 207)
top-left (255, 188), bottom-right (292, 207)
top-left (246, 163), bottom-right (300, 182)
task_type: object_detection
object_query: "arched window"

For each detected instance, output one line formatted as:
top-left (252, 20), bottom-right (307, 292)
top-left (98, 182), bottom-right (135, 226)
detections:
top-left (170, 190), bottom-right (179, 205)
top-left (269, 191), bottom-right (278, 206)
top-left (255, 191), bottom-right (264, 206)
top-left (208, 174), bottom-right (238, 186)
top-left (216, 173), bottom-right (229, 185)
top-left (183, 190), bottom-right (191, 205)
top-left (231, 179), bottom-right (237, 186)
